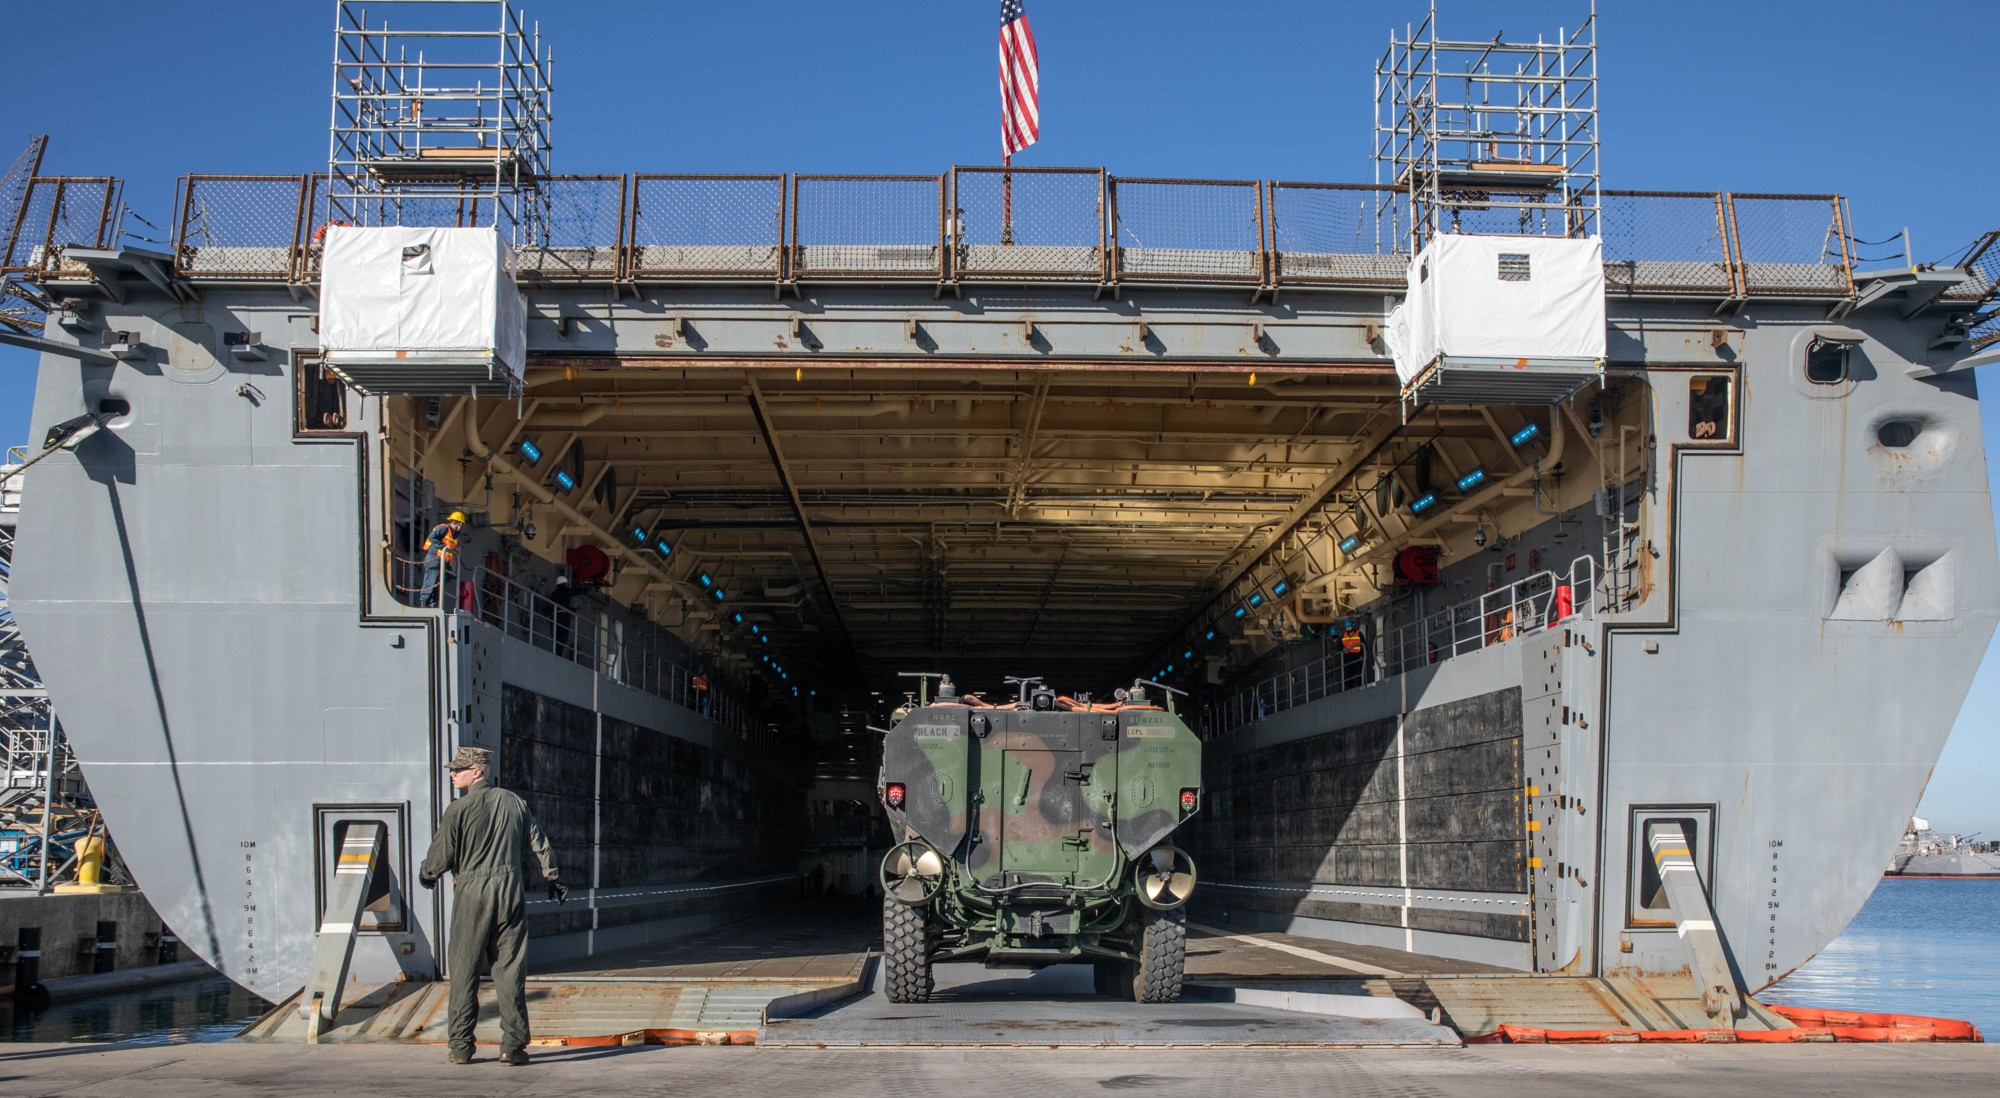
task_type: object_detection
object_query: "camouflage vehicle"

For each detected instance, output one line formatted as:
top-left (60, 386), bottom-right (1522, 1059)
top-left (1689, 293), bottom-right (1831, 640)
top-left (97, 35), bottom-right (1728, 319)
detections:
top-left (876, 677), bottom-right (1202, 1003)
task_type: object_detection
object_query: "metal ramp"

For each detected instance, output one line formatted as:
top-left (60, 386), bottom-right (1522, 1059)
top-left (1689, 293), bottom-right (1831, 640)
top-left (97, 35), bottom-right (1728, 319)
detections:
top-left (244, 976), bottom-right (854, 1046)
top-left (1425, 974), bottom-right (1796, 1040)
top-left (757, 962), bottom-right (1459, 1049)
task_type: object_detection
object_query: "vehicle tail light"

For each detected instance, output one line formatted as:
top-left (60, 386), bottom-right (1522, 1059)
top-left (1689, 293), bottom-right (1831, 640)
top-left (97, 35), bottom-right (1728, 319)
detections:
top-left (1179, 788), bottom-right (1198, 813)
top-left (886, 782), bottom-right (906, 809)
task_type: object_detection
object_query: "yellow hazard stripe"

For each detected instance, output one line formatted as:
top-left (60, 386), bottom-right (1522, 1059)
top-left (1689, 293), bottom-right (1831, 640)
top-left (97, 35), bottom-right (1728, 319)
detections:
top-left (1526, 820), bottom-right (1541, 831)
top-left (1652, 847), bottom-right (1691, 860)
top-left (1528, 856), bottom-right (1542, 868)
top-left (337, 853), bottom-right (374, 864)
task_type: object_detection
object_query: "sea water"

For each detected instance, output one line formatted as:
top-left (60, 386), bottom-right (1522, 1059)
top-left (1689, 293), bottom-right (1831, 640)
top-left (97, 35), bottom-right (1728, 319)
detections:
top-left (1764, 876), bottom-right (2000, 1035)
top-left (0, 977), bottom-right (270, 1044)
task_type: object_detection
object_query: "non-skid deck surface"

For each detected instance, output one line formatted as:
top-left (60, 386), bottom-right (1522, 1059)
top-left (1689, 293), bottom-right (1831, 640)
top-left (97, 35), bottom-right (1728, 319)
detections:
top-left (757, 963), bottom-right (1459, 1048)
top-left (1185, 921), bottom-right (1514, 981)
top-left (245, 903), bottom-right (877, 1043)
top-left (528, 902), bottom-right (878, 983)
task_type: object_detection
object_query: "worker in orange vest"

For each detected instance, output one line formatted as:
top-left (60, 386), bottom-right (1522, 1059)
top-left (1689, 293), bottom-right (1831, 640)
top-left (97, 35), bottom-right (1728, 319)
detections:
top-left (1337, 618), bottom-right (1367, 689)
top-left (420, 511), bottom-right (465, 607)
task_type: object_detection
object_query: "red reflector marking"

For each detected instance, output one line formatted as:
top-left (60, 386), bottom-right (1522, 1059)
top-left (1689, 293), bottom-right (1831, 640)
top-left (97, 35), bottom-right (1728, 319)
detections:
top-left (886, 782), bottom-right (906, 808)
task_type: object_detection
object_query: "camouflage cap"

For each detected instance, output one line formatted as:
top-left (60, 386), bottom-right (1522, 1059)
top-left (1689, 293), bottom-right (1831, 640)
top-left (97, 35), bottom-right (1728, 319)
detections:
top-left (446, 746), bottom-right (492, 771)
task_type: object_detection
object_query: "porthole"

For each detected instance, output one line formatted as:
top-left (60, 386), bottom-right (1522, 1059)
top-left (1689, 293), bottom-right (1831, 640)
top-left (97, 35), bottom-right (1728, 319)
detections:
top-left (96, 397), bottom-right (131, 418)
top-left (1877, 419), bottom-right (1921, 449)
top-left (1805, 338), bottom-right (1850, 385)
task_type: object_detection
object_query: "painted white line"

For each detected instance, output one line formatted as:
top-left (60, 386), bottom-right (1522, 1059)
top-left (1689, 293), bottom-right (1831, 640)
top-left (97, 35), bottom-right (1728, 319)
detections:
top-left (1675, 918), bottom-right (1716, 938)
top-left (1188, 921), bottom-right (1408, 979)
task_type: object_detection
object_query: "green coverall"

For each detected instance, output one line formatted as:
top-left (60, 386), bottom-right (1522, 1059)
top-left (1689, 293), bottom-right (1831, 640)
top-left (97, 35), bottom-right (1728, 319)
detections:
top-left (419, 780), bottom-right (559, 1057)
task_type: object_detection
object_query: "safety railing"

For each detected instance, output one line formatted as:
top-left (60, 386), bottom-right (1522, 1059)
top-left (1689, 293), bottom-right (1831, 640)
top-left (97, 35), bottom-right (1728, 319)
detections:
top-left (2, 177), bottom-right (122, 277)
top-left (1110, 177), bottom-right (1265, 284)
top-left (109, 169), bottom-right (1883, 299)
top-left (790, 174), bottom-right (946, 280)
top-left (1727, 193), bottom-right (1853, 297)
top-left (628, 174), bottom-right (786, 279)
top-left (461, 563), bottom-right (762, 743)
top-left (1205, 555), bottom-right (1598, 737)
top-left (1600, 190), bottom-right (1735, 296)
top-left (514, 174), bottom-right (626, 280)
top-left (950, 165), bottom-right (1105, 281)
top-left (173, 174), bottom-right (310, 280)
top-left (1266, 182), bottom-right (1406, 287)
top-left (385, 553), bottom-right (761, 743)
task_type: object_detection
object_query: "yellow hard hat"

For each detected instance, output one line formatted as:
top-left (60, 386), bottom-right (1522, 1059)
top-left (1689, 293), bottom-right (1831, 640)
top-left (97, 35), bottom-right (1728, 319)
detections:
top-left (448, 511), bottom-right (467, 523)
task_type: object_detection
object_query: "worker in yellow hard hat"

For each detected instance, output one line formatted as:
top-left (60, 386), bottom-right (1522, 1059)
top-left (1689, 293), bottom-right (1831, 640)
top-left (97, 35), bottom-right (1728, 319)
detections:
top-left (419, 511), bottom-right (467, 607)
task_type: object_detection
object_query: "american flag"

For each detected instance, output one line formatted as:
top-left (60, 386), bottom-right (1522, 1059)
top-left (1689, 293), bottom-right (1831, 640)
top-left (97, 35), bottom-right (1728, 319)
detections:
top-left (998, 0), bottom-right (1040, 158)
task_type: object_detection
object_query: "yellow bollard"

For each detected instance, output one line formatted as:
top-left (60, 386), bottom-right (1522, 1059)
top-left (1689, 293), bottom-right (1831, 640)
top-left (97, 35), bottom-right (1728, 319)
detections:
top-left (54, 835), bottom-right (127, 894)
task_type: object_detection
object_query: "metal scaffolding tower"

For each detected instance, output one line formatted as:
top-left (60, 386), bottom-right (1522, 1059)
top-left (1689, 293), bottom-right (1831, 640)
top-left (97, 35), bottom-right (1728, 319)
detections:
top-left (1374, 2), bottom-right (1599, 252)
top-left (0, 468), bottom-right (84, 891)
top-left (326, 0), bottom-right (554, 245)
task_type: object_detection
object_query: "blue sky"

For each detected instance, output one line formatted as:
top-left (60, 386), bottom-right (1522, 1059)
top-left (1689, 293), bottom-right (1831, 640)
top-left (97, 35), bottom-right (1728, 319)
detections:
top-left (3, 1), bottom-right (1998, 831)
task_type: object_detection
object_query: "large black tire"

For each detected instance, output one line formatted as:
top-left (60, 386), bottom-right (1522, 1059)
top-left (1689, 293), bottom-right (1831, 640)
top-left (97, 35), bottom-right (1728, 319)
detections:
top-left (882, 895), bottom-right (933, 1003)
top-left (1126, 906), bottom-right (1187, 1004)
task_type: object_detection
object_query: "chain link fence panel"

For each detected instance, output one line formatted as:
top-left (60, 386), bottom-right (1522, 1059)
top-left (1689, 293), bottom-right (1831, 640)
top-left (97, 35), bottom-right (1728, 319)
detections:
top-left (1267, 182), bottom-right (1406, 287)
top-left (791, 175), bottom-right (943, 279)
top-left (951, 166), bottom-right (1103, 280)
top-left (516, 175), bottom-right (624, 279)
top-left (628, 175), bottom-right (784, 278)
top-left (1599, 191), bottom-right (1733, 295)
top-left (1728, 193), bottom-right (1852, 296)
top-left (1425, 191), bottom-right (1581, 240)
top-left (1940, 231), bottom-right (2000, 304)
top-left (1110, 177), bottom-right (1263, 282)
top-left (3, 178), bottom-right (119, 277)
top-left (175, 176), bottom-right (307, 280)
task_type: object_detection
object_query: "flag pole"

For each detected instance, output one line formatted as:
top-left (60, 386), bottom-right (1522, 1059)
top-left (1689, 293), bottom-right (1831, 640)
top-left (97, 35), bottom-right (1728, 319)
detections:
top-left (1002, 153), bottom-right (1015, 246)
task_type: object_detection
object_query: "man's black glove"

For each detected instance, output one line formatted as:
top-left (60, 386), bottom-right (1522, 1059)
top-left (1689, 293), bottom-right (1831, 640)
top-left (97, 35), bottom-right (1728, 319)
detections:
top-left (547, 878), bottom-right (569, 904)
top-left (419, 875), bottom-right (437, 891)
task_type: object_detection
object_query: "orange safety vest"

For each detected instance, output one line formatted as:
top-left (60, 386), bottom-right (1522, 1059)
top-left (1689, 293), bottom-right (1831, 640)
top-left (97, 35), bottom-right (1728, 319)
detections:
top-left (691, 674), bottom-right (710, 694)
top-left (1339, 628), bottom-right (1364, 655)
top-left (423, 522), bottom-right (458, 564)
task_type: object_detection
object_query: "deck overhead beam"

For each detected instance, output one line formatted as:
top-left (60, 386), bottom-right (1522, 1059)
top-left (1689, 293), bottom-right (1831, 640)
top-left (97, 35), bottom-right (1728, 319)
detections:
top-left (745, 376), bottom-right (859, 671)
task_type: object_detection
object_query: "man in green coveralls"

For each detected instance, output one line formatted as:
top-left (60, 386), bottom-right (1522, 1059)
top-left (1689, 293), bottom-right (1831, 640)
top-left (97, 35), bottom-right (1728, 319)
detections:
top-left (419, 746), bottom-right (565, 1065)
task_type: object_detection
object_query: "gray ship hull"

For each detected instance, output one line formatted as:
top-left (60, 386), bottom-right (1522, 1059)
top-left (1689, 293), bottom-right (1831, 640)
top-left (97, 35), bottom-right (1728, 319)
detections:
top-left (1887, 852), bottom-right (2000, 877)
top-left (4, 179), bottom-right (1995, 1011)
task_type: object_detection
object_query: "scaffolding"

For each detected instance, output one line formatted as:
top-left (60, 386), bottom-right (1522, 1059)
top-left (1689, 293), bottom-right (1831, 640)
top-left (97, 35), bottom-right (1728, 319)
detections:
top-left (1374, 2), bottom-right (1599, 252)
top-left (326, 0), bottom-right (554, 246)
top-left (0, 479), bottom-right (86, 891)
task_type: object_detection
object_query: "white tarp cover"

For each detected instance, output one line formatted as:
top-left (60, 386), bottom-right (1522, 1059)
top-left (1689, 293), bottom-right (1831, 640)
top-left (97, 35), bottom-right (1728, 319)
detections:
top-left (1388, 234), bottom-right (1606, 386)
top-left (320, 225), bottom-right (526, 381)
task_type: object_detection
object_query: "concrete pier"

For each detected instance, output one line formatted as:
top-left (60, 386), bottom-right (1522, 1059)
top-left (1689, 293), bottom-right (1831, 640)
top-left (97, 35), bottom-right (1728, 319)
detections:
top-left (0, 1042), bottom-right (1992, 1097)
